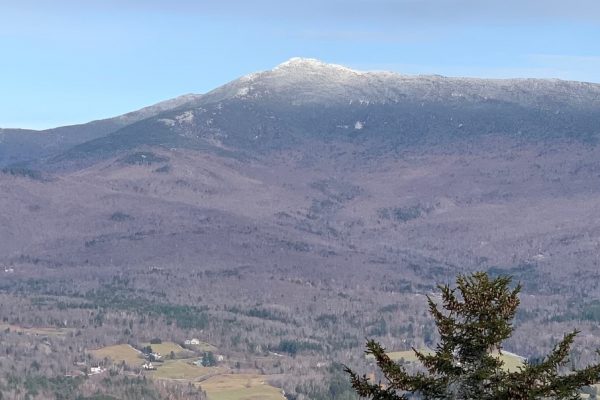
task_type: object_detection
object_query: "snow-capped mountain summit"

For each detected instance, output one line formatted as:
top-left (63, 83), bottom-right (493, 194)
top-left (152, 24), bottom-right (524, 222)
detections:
top-left (191, 57), bottom-right (372, 106)
top-left (195, 57), bottom-right (600, 109)
top-left (4, 58), bottom-right (600, 168)
top-left (273, 57), bottom-right (365, 75)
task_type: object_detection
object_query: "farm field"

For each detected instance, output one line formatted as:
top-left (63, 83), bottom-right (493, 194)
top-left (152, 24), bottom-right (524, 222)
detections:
top-left (495, 351), bottom-right (525, 372)
top-left (369, 349), bottom-right (524, 372)
top-left (90, 344), bottom-right (143, 366)
top-left (198, 374), bottom-right (285, 400)
top-left (188, 341), bottom-right (219, 352)
top-left (366, 348), bottom-right (433, 363)
top-left (0, 324), bottom-right (69, 337)
top-left (143, 341), bottom-right (186, 356)
top-left (150, 359), bottom-right (222, 381)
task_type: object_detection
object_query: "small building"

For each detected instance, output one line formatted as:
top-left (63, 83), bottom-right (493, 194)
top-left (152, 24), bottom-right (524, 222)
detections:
top-left (89, 366), bottom-right (105, 375)
top-left (185, 338), bottom-right (201, 345)
top-left (144, 351), bottom-right (162, 361)
top-left (142, 362), bottom-right (156, 370)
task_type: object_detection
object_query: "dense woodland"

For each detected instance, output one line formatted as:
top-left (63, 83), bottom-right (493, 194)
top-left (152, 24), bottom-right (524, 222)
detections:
top-left (2, 247), bottom-right (600, 399)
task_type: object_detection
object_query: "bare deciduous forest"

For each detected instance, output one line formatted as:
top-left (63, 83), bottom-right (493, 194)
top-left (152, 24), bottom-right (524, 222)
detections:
top-left (2, 59), bottom-right (600, 399)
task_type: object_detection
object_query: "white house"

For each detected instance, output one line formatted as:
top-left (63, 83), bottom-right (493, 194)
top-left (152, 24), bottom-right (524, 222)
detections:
top-left (89, 366), bottom-right (105, 375)
top-left (143, 362), bottom-right (156, 370)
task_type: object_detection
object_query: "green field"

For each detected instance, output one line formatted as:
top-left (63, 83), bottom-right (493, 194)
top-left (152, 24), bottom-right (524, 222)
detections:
top-left (188, 341), bottom-right (218, 352)
top-left (143, 341), bottom-right (185, 356)
top-left (90, 344), bottom-right (143, 366)
top-left (366, 348), bottom-right (433, 363)
top-left (150, 359), bottom-right (220, 380)
top-left (368, 348), bottom-right (524, 372)
top-left (0, 323), bottom-right (68, 336)
top-left (198, 374), bottom-right (284, 400)
top-left (494, 351), bottom-right (525, 372)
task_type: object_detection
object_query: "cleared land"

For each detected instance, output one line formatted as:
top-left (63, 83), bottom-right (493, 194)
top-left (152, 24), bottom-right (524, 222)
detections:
top-left (188, 341), bottom-right (219, 352)
top-left (495, 351), bottom-right (525, 372)
top-left (366, 349), bottom-right (433, 363)
top-left (150, 359), bottom-right (221, 381)
top-left (88, 343), bottom-right (283, 399)
top-left (198, 374), bottom-right (285, 400)
top-left (144, 341), bottom-right (185, 356)
top-left (0, 324), bottom-right (68, 336)
top-left (90, 344), bottom-right (143, 366)
top-left (368, 349), bottom-right (524, 372)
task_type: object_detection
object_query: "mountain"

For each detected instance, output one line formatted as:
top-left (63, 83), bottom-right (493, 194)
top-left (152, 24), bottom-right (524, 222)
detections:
top-left (0, 93), bottom-right (202, 167)
top-left (4, 59), bottom-right (600, 400)
top-left (2, 58), bottom-right (600, 294)
top-left (5, 58), bottom-right (600, 169)
top-left (44, 57), bottom-right (600, 167)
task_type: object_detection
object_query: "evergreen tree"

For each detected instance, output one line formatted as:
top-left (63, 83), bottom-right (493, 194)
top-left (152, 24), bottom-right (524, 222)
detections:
top-left (202, 351), bottom-right (216, 367)
top-left (346, 272), bottom-right (600, 399)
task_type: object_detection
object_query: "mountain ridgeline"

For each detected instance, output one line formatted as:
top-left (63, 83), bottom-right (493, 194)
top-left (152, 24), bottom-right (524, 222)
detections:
top-left (3, 58), bottom-right (600, 168)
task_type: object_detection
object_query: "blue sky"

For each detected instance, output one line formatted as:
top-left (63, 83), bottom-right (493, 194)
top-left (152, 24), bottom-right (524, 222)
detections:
top-left (1, 0), bottom-right (599, 129)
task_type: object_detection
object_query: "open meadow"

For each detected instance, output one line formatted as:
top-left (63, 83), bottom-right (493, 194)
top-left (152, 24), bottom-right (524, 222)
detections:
top-left (198, 374), bottom-right (285, 400)
top-left (90, 344), bottom-right (144, 366)
top-left (143, 341), bottom-right (186, 356)
top-left (150, 359), bottom-right (222, 381)
top-left (368, 348), bottom-right (525, 372)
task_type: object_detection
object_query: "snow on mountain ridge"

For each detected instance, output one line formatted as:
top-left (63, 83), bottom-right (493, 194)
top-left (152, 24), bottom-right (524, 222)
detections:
top-left (173, 57), bottom-right (600, 115)
top-left (117, 93), bottom-right (203, 123)
top-left (274, 57), bottom-right (365, 75)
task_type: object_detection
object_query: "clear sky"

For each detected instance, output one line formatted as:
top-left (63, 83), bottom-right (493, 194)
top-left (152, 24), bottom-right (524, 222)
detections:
top-left (1, 0), bottom-right (599, 129)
